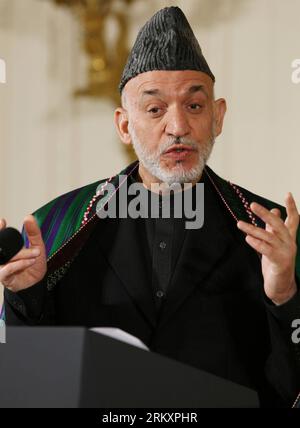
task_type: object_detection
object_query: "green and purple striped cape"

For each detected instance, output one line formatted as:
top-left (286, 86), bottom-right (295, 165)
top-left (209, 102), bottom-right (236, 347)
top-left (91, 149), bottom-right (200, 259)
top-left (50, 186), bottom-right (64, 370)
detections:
top-left (1, 160), bottom-right (300, 320)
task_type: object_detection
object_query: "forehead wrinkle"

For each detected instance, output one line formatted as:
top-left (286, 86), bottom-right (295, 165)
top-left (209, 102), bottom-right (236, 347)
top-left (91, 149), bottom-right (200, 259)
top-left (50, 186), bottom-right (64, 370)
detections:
top-left (141, 89), bottom-right (163, 99)
top-left (128, 75), bottom-right (214, 106)
top-left (137, 87), bottom-right (209, 107)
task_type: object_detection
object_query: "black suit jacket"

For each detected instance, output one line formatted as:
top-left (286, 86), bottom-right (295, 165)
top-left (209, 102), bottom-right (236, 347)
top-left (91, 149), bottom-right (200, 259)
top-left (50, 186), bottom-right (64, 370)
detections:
top-left (4, 164), bottom-right (300, 407)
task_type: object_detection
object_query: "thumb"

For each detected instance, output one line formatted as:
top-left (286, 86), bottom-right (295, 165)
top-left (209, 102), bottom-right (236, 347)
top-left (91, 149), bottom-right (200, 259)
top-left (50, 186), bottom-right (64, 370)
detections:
top-left (23, 215), bottom-right (43, 248)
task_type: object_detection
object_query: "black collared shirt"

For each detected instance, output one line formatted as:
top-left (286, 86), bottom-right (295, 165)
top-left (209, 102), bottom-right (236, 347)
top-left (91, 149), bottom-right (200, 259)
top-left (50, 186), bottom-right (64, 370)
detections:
top-left (127, 170), bottom-right (204, 310)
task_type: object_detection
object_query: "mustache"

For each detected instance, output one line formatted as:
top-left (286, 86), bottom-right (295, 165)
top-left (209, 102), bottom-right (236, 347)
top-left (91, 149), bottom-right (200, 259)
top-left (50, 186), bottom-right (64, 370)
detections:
top-left (159, 137), bottom-right (199, 155)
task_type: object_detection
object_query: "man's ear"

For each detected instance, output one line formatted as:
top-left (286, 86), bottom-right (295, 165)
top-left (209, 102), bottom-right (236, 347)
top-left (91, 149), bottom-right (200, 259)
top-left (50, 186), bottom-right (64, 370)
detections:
top-left (213, 98), bottom-right (227, 137)
top-left (114, 107), bottom-right (131, 145)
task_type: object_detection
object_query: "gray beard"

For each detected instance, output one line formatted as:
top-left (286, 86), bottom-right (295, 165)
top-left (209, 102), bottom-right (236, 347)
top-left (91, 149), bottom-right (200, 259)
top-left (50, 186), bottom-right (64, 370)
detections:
top-left (129, 124), bottom-right (215, 185)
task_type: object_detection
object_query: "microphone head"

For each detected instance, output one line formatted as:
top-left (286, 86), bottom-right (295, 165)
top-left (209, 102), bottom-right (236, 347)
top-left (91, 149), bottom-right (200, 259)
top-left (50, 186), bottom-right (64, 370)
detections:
top-left (0, 227), bottom-right (24, 264)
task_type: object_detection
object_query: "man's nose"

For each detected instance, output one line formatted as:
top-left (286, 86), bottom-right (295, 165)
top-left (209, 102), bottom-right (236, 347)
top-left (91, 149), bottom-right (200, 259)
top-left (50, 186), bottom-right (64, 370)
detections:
top-left (165, 107), bottom-right (190, 138)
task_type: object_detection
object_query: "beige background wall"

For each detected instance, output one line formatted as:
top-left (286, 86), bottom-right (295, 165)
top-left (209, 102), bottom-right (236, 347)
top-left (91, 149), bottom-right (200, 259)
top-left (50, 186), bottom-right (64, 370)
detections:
top-left (1, 0), bottom-right (300, 307)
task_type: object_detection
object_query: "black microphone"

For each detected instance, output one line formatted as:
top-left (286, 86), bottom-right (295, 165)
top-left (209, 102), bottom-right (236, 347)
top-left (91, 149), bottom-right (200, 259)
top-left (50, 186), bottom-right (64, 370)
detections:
top-left (0, 228), bottom-right (24, 264)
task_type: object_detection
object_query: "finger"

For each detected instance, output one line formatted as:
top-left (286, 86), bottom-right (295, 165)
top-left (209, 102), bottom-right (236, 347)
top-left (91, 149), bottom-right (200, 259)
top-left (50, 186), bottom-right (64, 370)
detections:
top-left (237, 221), bottom-right (280, 246)
top-left (244, 235), bottom-right (273, 257)
top-left (266, 208), bottom-right (281, 233)
top-left (0, 218), bottom-right (7, 230)
top-left (9, 247), bottom-right (41, 263)
top-left (0, 258), bottom-right (37, 283)
top-left (270, 208), bottom-right (281, 217)
top-left (250, 202), bottom-right (289, 242)
top-left (285, 192), bottom-right (299, 238)
top-left (23, 215), bottom-right (43, 248)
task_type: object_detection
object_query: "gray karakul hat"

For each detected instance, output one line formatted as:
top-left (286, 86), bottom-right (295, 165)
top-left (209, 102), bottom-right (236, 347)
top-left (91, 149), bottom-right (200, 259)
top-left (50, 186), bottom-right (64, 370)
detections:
top-left (119, 6), bottom-right (215, 92)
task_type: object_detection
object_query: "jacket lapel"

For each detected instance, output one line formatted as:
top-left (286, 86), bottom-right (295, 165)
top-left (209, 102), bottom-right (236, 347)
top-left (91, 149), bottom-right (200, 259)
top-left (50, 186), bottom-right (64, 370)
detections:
top-left (157, 172), bottom-right (237, 329)
top-left (94, 165), bottom-right (158, 329)
top-left (95, 214), bottom-right (158, 328)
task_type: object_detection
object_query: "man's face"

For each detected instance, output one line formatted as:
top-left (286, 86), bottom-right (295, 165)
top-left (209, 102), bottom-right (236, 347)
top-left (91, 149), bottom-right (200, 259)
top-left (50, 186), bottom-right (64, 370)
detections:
top-left (115, 70), bottom-right (226, 185)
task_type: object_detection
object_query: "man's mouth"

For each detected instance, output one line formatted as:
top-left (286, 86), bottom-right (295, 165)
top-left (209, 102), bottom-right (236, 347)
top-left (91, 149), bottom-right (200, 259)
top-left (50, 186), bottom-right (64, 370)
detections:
top-left (162, 144), bottom-right (196, 160)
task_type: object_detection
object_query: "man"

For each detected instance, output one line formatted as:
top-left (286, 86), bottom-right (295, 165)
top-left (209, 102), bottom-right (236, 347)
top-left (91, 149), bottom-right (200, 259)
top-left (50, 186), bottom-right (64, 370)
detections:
top-left (1, 7), bottom-right (300, 407)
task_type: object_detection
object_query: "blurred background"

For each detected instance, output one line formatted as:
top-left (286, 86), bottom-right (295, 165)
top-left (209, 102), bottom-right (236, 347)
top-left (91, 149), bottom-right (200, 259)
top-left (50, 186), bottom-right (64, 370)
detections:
top-left (1, 0), bottom-right (300, 306)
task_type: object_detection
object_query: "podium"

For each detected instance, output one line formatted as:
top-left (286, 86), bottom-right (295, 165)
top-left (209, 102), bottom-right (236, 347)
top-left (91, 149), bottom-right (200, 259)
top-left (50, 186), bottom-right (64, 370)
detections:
top-left (0, 327), bottom-right (259, 408)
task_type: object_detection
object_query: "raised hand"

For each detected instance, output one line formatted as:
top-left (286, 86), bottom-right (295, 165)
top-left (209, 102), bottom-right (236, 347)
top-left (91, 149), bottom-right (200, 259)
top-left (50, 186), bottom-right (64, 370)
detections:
top-left (0, 215), bottom-right (47, 292)
top-left (237, 193), bottom-right (299, 305)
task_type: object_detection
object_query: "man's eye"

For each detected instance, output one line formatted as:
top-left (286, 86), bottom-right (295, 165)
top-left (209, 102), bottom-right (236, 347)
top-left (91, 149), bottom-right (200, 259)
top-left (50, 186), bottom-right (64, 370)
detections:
top-left (189, 104), bottom-right (203, 110)
top-left (148, 107), bottom-right (161, 114)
